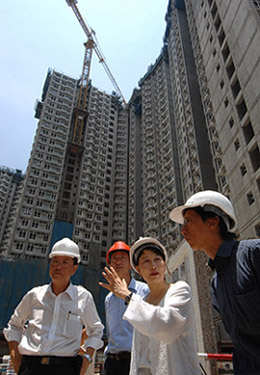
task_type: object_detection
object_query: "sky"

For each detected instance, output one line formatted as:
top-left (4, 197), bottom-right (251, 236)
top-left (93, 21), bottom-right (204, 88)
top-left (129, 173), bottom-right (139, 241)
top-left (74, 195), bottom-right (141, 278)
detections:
top-left (0, 0), bottom-right (169, 173)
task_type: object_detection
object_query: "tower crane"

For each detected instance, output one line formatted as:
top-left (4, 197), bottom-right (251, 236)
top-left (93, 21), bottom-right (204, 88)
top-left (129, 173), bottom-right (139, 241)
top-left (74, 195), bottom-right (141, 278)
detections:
top-left (65, 0), bottom-right (126, 153)
top-left (55, 1), bottom-right (127, 225)
top-left (65, 0), bottom-right (126, 105)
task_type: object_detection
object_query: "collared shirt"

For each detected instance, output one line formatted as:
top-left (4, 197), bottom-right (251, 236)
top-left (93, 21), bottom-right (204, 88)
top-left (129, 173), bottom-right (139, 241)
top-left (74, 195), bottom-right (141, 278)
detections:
top-left (4, 283), bottom-right (104, 356)
top-left (209, 239), bottom-right (260, 375)
top-left (104, 277), bottom-right (149, 354)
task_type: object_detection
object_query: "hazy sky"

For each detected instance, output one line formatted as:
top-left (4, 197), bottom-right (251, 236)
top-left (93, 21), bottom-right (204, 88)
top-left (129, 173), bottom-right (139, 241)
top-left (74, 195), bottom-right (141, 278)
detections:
top-left (0, 0), bottom-right (169, 172)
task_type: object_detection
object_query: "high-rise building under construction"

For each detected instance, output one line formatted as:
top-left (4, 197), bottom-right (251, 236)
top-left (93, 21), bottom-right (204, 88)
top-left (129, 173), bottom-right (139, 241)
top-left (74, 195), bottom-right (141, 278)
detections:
top-left (128, 0), bottom-right (260, 246)
top-left (0, 167), bottom-right (24, 252)
top-left (185, 0), bottom-right (260, 237)
top-left (2, 70), bottom-right (128, 267)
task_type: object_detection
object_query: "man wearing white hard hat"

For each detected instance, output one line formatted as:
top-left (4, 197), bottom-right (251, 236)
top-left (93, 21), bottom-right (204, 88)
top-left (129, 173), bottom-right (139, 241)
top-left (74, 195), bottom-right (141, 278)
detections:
top-left (4, 238), bottom-right (104, 375)
top-left (170, 190), bottom-right (260, 375)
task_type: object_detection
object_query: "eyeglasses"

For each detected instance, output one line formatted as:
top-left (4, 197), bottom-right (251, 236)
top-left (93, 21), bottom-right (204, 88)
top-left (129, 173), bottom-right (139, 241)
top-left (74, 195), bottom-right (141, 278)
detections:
top-left (50, 259), bottom-right (73, 267)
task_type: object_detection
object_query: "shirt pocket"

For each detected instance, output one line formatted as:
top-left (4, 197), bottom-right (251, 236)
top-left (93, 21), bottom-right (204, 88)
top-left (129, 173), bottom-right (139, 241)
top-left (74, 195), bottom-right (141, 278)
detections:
top-left (63, 312), bottom-right (81, 338)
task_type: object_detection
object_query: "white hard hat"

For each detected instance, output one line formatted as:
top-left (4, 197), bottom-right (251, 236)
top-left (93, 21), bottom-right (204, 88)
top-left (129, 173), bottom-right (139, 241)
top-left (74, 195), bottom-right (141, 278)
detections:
top-left (49, 237), bottom-right (81, 262)
top-left (169, 190), bottom-right (237, 232)
top-left (130, 237), bottom-right (168, 273)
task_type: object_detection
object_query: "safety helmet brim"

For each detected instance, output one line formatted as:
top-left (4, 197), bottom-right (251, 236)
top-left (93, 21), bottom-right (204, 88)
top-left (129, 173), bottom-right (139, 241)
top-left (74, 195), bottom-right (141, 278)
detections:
top-left (169, 205), bottom-right (188, 225)
top-left (49, 250), bottom-right (80, 260)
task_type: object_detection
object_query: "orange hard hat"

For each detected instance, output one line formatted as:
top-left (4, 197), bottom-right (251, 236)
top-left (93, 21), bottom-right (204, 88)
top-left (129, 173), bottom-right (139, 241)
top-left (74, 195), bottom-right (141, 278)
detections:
top-left (106, 241), bottom-right (130, 264)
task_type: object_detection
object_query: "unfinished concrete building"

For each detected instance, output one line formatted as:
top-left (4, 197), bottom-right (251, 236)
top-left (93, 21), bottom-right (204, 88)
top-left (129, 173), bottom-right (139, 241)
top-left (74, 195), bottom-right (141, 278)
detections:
top-left (5, 70), bottom-right (128, 267)
top-left (0, 167), bottom-right (24, 253)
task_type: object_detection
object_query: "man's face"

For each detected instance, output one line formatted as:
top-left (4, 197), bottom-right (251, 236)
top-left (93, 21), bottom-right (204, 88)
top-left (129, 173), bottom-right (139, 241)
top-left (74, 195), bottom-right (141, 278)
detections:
top-left (49, 255), bottom-right (78, 284)
top-left (109, 251), bottom-right (131, 279)
top-left (181, 209), bottom-right (210, 251)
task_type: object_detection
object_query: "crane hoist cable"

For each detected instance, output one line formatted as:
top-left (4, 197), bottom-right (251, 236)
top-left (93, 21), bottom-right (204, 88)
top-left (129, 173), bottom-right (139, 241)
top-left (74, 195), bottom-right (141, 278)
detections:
top-left (65, 0), bottom-right (126, 105)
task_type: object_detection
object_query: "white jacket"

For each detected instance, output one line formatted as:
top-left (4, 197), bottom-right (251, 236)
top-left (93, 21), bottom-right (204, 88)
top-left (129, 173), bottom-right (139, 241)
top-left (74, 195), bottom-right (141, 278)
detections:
top-left (123, 281), bottom-right (200, 375)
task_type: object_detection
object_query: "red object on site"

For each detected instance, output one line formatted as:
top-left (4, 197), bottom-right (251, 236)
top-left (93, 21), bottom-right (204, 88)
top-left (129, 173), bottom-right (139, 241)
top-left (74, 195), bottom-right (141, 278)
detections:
top-left (198, 353), bottom-right (233, 360)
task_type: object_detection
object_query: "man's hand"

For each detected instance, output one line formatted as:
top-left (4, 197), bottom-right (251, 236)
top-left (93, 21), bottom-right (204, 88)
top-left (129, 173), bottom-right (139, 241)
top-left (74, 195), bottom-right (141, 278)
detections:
top-left (78, 346), bottom-right (94, 375)
top-left (80, 356), bottom-right (89, 375)
top-left (8, 341), bottom-right (22, 374)
top-left (99, 266), bottom-right (131, 300)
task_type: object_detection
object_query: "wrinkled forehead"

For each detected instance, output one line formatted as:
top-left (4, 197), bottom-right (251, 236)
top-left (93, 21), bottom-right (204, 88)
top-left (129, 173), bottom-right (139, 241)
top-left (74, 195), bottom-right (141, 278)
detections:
top-left (51, 255), bottom-right (74, 261)
top-left (110, 250), bottom-right (129, 259)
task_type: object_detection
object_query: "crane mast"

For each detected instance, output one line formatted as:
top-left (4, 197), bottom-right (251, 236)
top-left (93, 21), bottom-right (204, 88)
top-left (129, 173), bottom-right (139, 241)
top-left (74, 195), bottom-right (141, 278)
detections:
top-left (65, 0), bottom-right (126, 105)
top-left (70, 39), bottom-right (93, 151)
top-left (56, 0), bottom-right (126, 223)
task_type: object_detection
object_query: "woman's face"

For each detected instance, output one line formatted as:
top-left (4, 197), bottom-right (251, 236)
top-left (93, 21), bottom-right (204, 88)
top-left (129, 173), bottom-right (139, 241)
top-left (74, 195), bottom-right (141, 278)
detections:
top-left (135, 249), bottom-right (166, 284)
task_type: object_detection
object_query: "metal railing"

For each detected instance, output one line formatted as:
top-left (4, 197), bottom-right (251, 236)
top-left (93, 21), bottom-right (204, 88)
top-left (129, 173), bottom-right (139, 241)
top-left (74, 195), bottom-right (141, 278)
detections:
top-left (198, 353), bottom-right (233, 375)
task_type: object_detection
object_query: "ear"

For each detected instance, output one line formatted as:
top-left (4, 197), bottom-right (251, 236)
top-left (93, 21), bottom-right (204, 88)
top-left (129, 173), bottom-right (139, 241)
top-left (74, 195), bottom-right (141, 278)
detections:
top-left (125, 257), bottom-right (131, 271)
top-left (135, 265), bottom-right (141, 276)
top-left (72, 264), bottom-right (78, 275)
top-left (208, 216), bottom-right (220, 230)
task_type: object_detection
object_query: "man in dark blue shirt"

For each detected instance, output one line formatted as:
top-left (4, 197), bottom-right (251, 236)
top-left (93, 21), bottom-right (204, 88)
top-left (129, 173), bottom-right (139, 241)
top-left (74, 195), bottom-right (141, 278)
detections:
top-left (170, 190), bottom-right (260, 375)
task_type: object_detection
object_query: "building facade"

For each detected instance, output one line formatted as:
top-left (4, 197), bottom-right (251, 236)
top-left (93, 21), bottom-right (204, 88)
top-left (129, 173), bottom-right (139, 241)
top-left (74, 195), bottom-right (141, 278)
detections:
top-left (128, 48), bottom-right (183, 251)
top-left (0, 167), bottom-right (24, 253)
top-left (4, 70), bottom-right (128, 267)
top-left (185, 0), bottom-right (260, 238)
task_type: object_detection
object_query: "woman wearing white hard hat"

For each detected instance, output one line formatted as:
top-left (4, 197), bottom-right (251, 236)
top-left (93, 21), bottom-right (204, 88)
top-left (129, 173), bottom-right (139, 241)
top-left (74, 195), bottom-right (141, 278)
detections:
top-left (99, 237), bottom-right (200, 375)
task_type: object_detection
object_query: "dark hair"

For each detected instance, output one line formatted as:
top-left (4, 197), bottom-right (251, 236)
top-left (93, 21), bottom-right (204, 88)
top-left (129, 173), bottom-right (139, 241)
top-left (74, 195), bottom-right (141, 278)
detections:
top-left (184, 207), bottom-right (237, 240)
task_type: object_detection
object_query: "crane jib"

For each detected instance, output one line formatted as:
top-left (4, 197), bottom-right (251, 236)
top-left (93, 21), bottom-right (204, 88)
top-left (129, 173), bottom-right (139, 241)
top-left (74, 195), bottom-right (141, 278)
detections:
top-left (65, 0), bottom-right (126, 104)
